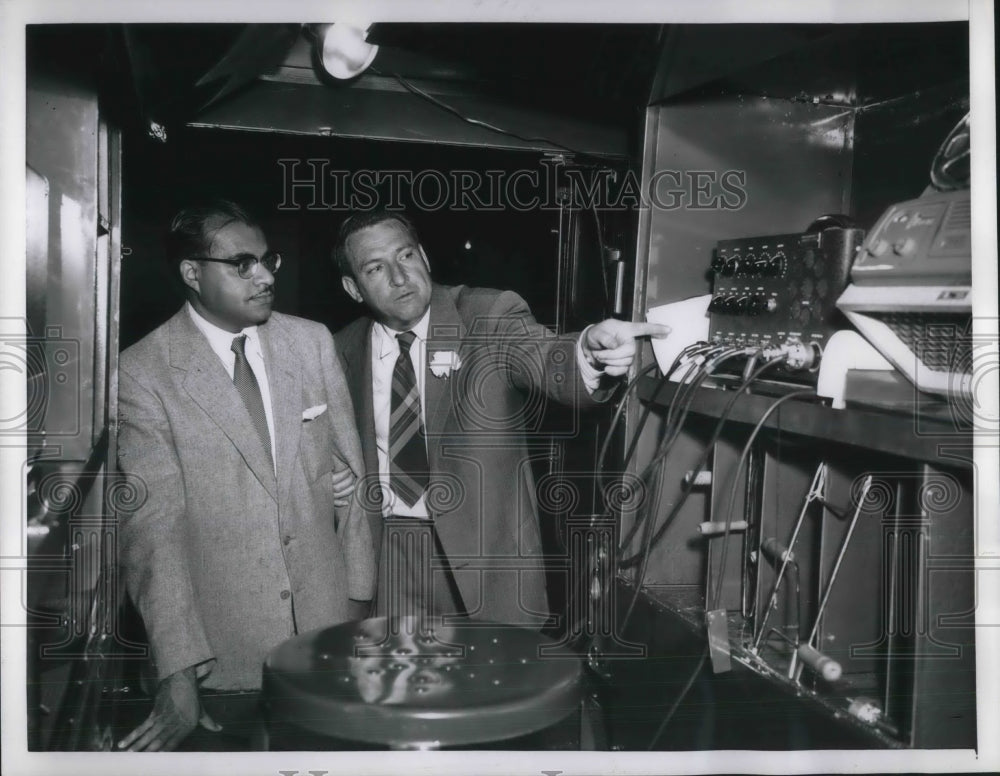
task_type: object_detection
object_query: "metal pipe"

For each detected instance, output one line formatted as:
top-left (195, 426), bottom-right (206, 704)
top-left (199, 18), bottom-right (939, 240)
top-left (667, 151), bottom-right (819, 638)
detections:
top-left (806, 475), bottom-right (873, 647)
top-left (753, 462), bottom-right (827, 653)
top-left (792, 475), bottom-right (873, 682)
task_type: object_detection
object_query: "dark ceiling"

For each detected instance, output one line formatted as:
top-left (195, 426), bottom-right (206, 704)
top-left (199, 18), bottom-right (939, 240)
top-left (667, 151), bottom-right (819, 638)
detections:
top-left (27, 23), bottom-right (664, 135)
top-left (27, 21), bottom-right (967, 145)
top-left (366, 23), bottom-right (665, 119)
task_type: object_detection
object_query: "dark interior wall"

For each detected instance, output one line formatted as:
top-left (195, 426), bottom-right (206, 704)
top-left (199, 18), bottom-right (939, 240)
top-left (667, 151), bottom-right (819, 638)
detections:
top-left (120, 127), bottom-right (574, 348)
top-left (850, 84), bottom-right (969, 230)
top-left (848, 21), bottom-right (969, 229)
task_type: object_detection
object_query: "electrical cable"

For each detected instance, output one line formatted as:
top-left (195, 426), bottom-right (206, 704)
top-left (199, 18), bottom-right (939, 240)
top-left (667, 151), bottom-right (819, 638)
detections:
top-left (642, 350), bottom-right (735, 476)
top-left (645, 648), bottom-right (708, 750)
top-left (616, 352), bottom-right (734, 563)
top-left (375, 66), bottom-right (618, 318)
top-left (602, 343), bottom-right (710, 546)
top-left (619, 348), bottom-right (757, 630)
top-left (594, 361), bottom-right (659, 489)
top-left (372, 67), bottom-right (591, 158)
top-left (628, 346), bottom-right (732, 500)
top-left (621, 353), bottom-right (768, 618)
top-left (620, 346), bottom-right (709, 473)
top-left (616, 357), bottom-right (715, 630)
top-left (647, 373), bottom-right (811, 751)
top-left (589, 203), bottom-right (612, 318)
top-left (379, 66), bottom-right (617, 322)
top-left (709, 388), bottom-right (814, 612)
top-left (792, 563), bottom-right (802, 649)
top-left (591, 342), bottom-right (815, 746)
top-left (615, 354), bottom-right (715, 561)
top-left (585, 344), bottom-right (715, 653)
top-left (620, 352), bottom-right (786, 571)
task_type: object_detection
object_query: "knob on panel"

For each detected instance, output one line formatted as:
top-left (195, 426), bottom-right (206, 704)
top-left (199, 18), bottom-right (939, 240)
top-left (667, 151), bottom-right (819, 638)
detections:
top-left (767, 251), bottom-right (786, 277)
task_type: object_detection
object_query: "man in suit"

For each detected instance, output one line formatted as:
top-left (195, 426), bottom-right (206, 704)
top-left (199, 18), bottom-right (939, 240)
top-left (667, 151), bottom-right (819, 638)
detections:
top-left (116, 200), bottom-right (373, 751)
top-left (334, 209), bottom-right (666, 626)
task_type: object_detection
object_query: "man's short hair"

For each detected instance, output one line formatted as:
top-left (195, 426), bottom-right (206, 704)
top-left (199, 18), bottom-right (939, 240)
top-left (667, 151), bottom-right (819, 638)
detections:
top-left (165, 199), bottom-right (258, 267)
top-left (333, 209), bottom-right (420, 278)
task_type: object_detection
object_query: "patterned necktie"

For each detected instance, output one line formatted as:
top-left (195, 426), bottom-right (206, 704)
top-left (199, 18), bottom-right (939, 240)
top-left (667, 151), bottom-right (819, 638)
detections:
top-left (231, 334), bottom-right (273, 469)
top-left (390, 331), bottom-right (429, 507)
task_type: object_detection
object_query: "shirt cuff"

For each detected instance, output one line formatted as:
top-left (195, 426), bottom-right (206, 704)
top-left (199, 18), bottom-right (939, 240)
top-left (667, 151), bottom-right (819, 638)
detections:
top-left (576, 326), bottom-right (604, 395)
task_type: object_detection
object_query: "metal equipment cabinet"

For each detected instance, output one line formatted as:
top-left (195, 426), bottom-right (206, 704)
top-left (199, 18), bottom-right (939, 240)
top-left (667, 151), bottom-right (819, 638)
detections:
top-left (605, 22), bottom-right (976, 750)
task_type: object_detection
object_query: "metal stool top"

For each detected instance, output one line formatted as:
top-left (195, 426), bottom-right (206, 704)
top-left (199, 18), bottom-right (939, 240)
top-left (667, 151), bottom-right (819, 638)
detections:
top-left (263, 616), bottom-right (582, 749)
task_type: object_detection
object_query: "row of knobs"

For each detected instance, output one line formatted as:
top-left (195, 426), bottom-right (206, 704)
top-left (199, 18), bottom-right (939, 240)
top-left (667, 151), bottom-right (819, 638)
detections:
top-left (863, 236), bottom-right (916, 257)
top-left (708, 294), bottom-right (779, 316)
top-left (712, 251), bottom-right (786, 277)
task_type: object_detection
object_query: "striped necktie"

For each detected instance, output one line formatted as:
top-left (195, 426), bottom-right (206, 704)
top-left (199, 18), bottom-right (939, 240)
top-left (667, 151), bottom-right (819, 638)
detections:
top-left (390, 331), bottom-right (429, 507)
top-left (231, 334), bottom-right (273, 469)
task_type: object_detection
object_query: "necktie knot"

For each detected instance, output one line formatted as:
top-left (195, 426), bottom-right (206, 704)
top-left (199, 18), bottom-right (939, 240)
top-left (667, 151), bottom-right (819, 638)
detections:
top-left (396, 331), bottom-right (417, 354)
top-left (231, 334), bottom-right (248, 356)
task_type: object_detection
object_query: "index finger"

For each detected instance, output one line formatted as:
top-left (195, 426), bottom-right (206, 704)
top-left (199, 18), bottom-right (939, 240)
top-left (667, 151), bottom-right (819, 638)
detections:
top-left (127, 718), bottom-right (173, 752)
top-left (631, 322), bottom-right (672, 338)
top-left (119, 714), bottom-right (154, 749)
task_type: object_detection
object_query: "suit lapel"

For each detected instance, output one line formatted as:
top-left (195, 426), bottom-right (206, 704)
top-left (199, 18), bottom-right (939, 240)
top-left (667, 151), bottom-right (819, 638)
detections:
top-left (170, 311), bottom-right (277, 500)
top-left (259, 317), bottom-right (303, 507)
top-left (424, 284), bottom-right (467, 440)
top-left (340, 320), bottom-right (379, 479)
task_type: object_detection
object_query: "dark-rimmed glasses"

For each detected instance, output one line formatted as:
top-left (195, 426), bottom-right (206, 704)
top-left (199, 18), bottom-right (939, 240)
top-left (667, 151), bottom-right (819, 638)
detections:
top-left (193, 251), bottom-right (282, 279)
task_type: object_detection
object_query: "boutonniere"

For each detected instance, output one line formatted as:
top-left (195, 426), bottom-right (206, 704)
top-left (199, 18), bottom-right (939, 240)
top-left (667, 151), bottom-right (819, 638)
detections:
top-left (429, 350), bottom-right (462, 379)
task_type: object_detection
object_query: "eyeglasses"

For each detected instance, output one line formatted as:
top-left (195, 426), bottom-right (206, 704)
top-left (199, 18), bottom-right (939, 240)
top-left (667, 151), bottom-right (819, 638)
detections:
top-left (193, 251), bottom-right (282, 279)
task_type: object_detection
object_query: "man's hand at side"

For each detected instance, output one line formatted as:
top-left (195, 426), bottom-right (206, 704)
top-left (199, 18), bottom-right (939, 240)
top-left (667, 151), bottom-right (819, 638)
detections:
top-left (117, 666), bottom-right (221, 751)
top-left (582, 320), bottom-right (671, 376)
top-left (331, 467), bottom-right (356, 508)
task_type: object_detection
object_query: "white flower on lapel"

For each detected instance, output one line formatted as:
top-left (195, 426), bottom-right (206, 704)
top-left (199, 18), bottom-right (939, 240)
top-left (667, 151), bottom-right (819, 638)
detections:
top-left (302, 403), bottom-right (328, 421)
top-left (429, 350), bottom-right (462, 379)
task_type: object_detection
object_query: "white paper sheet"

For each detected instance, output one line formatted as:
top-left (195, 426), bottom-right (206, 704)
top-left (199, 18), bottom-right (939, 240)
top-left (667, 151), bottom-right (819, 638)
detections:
top-left (645, 294), bottom-right (713, 381)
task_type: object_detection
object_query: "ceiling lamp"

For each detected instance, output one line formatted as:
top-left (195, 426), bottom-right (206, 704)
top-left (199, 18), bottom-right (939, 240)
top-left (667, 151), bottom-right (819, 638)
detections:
top-left (313, 22), bottom-right (378, 80)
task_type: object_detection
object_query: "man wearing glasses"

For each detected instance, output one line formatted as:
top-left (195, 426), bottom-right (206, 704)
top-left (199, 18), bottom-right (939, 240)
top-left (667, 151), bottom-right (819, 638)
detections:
top-left (115, 200), bottom-right (373, 750)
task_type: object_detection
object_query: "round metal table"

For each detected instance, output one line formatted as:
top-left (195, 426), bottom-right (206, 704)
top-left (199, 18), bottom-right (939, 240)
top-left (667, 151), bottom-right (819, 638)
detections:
top-left (262, 616), bottom-right (583, 749)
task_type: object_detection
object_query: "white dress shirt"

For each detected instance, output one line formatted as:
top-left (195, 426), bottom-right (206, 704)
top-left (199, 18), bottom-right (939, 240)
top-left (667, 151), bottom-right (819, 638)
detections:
top-left (186, 302), bottom-right (277, 471)
top-left (370, 310), bottom-right (604, 518)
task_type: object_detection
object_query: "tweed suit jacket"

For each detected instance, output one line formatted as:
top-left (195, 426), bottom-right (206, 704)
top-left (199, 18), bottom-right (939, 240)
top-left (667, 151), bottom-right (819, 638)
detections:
top-left (335, 284), bottom-right (606, 627)
top-left (117, 308), bottom-right (373, 690)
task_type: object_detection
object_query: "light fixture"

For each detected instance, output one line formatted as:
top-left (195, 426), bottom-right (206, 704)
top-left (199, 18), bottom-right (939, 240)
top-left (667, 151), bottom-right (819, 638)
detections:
top-left (311, 22), bottom-right (378, 80)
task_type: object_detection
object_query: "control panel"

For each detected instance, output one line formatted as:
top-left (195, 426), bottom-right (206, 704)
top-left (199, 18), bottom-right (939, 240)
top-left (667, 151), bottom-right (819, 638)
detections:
top-left (849, 188), bottom-right (970, 286)
top-left (709, 226), bottom-right (865, 381)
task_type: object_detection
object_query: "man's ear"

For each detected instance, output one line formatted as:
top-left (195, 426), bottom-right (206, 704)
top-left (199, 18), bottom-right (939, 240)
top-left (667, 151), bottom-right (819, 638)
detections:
top-left (418, 245), bottom-right (431, 274)
top-left (179, 259), bottom-right (201, 295)
top-left (342, 275), bottom-right (363, 304)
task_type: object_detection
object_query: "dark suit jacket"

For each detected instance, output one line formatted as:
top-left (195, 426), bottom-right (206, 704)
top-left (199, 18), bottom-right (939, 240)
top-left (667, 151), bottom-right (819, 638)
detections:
top-left (117, 308), bottom-right (373, 690)
top-left (335, 284), bottom-right (604, 626)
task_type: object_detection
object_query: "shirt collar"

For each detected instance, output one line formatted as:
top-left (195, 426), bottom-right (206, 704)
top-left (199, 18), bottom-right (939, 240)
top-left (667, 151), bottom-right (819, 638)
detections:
top-left (186, 301), bottom-right (261, 355)
top-left (373, 308), bottom-right (430, 361)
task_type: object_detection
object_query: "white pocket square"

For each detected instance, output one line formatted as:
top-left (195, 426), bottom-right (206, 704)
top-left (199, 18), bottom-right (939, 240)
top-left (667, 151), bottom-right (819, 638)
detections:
top-left (302, 404), bottom-right (327, 421)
